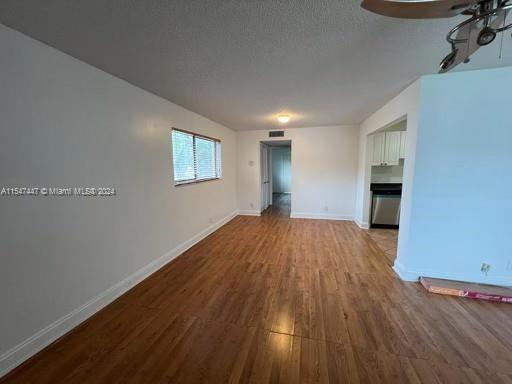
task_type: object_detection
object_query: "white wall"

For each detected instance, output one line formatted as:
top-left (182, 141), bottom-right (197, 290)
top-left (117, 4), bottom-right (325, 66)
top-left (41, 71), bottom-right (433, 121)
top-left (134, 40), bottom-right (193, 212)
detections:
top-left (395, 66), bottom-right (512, 286)
top-left (237, 126), bottom-right (359, 219)
top-left (358, 66), bottom-right (512, 286)
top-left (271, 147), bottom-right (291, 193)
top-left (0, 24), bottom-right (237, 375)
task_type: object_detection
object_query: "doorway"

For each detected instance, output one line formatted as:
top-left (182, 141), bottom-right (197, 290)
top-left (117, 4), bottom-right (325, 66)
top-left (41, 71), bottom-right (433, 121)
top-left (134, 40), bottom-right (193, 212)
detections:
top-left (260, 143), bottom-right (271, 212)
top-left (366, 118), bottom-right (407, 265)
top-left (260, 140), bottom-right (292, 217)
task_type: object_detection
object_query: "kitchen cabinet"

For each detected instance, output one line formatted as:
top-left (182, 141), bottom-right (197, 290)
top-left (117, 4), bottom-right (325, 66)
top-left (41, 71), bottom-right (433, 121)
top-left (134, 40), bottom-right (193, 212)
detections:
top-left (371, 131), bottom-right (401, 166)
top-left (399, 131), bottom-right (407, 159)
top-left (371, 132), bottom-right (386, 166)
top-left (385, 131), bottom-right (401, 165)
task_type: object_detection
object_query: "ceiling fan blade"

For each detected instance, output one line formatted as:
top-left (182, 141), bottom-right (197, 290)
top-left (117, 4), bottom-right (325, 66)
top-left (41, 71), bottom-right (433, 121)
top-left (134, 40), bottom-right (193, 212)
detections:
top-left (361, 0), bottom-right (480, 19)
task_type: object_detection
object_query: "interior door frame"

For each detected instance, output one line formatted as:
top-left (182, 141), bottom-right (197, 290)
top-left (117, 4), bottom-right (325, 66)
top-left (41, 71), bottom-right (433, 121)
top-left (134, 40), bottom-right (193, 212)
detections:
top-left (268, 148), bottom-right (273, 206)
top-left (260, 140), bottom-right (292, 214)
top-left (260, 143), bottom-right (272, 212)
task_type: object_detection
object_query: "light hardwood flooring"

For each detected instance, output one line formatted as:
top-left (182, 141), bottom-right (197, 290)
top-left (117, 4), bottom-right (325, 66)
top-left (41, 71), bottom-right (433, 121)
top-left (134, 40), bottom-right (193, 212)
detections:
top-left (2, 197), bottom-right (512, 383)
top-left (367, 228), bottom-right (399, 266)
top-left (266, 193), bottom-right (291, 218)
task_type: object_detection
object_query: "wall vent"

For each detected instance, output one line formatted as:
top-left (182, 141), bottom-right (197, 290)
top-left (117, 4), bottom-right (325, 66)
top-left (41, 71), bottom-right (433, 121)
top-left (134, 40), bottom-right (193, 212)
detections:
top-left (269, 131), bottom-right (285, 138)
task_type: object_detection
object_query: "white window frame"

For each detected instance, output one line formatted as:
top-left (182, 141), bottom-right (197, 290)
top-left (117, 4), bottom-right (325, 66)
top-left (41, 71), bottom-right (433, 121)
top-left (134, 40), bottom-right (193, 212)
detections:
top-left (171, 128), bottom-right (222, 186)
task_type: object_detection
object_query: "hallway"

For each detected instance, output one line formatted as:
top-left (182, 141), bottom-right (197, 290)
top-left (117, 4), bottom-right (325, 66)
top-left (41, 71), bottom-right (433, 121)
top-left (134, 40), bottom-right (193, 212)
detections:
top-left (2, 210), bottom-right (512, 383)
top-left (262, 193), bottom-right (291, 218)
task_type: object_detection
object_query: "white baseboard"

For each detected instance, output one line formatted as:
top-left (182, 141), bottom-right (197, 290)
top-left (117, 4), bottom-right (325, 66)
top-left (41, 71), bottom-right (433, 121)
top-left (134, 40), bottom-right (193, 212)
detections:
top-left (237, 210), bottom-right (261, 216)
top-left (393, 260), bottom-right (512, 287)
top-left (354, 217), bottom-right (369, 229)
top-left (392, 260), bottom-right (420, 281)
top-left (0, 210), bottom-right (238, 379)
top-left (290, 211), bottom-right (353, 221)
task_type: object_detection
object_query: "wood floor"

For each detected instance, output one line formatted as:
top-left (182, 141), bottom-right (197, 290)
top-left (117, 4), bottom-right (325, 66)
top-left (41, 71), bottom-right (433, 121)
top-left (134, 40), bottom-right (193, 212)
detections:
top-left (266, 193), bottom-right (291, 218)
top-left (2, 197), bottom-right (512, 383)
top-left (367, 228), bottom-right (398, 267)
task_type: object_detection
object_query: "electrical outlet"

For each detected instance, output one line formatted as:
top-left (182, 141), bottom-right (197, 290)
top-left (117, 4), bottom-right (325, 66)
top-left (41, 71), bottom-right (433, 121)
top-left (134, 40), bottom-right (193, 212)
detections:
top-left (481, 263), bottom-right (491, 274)
top-left (209, 217), bottom-right (214, 224)
top-left (250, 203), bottom-right (254, 209)
top-left (323, 206), bottom-right (329, 212)
top-left (507, 261), bottom-right (512, 271)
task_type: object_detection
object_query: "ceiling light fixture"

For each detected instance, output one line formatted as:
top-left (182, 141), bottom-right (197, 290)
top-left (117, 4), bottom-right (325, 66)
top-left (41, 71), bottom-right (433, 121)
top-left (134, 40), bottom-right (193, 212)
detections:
top-left (277, 115), bottom-right (291, 124)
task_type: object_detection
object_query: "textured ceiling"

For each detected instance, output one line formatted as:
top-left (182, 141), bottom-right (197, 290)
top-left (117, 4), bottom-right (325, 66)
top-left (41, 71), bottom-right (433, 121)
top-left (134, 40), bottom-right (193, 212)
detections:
top-left (0, 0), bottom-right (511, 130)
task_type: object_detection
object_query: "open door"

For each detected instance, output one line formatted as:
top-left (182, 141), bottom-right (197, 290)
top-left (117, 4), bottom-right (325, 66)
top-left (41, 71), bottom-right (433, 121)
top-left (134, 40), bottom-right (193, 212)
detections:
top-left (260, 143), bottom-right (271, 212)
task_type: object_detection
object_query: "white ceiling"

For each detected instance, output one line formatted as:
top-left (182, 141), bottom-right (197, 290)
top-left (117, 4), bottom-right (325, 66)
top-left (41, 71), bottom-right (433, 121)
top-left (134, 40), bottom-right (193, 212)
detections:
top-left (0, 0), bottom-right (511, 130)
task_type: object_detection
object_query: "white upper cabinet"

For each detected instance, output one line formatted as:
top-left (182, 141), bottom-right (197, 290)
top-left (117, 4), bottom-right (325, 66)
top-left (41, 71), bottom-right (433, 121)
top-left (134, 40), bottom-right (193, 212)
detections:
top-left (371, 131), bottom-right (402, 166)
top-left (371, 132), bottom-right (386, 166)
top-left (399, 131), bottom-right (407, 159)
top-left (384, 131), bottom-right (401, 165)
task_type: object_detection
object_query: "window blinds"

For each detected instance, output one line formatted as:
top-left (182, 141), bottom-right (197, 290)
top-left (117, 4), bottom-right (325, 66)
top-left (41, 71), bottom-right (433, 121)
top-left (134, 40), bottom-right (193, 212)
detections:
top-left (171, 129), bottom-right (222, 185)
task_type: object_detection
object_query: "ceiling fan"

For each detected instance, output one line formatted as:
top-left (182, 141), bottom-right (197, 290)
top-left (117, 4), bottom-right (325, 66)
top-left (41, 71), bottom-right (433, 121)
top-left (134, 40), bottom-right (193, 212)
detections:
top-left (361, 0), bottom-right (512, 72)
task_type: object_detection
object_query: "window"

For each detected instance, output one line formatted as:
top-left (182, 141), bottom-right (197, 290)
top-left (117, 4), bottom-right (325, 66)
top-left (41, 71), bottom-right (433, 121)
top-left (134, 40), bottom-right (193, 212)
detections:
top-left (171, 128), bottom-right (222, 185)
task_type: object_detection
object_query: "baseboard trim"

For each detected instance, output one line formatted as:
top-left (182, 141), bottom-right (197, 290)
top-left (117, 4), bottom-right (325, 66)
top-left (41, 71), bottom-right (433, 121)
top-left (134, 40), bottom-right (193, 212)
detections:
top-left (290, 211), bottom-right (353, 221)
top-left (354, 217), bottom-right (370, 229)
top-left (0, 210), bottom-right (238, 379)
top-left (237, 210), bottom-right (261, 216)
top-left (392, 260), bottom-right (420, 282)
top-left (393, 261), bottom-right (512, 287)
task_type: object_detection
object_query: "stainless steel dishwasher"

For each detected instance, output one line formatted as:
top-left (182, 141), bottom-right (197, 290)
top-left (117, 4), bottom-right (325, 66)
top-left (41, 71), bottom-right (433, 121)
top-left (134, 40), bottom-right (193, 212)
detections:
top-left (370, 183), bottom-right (402, 228)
